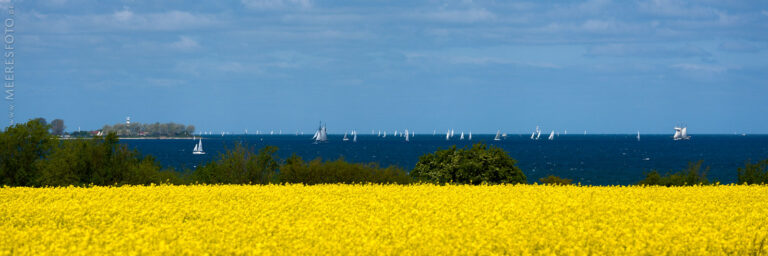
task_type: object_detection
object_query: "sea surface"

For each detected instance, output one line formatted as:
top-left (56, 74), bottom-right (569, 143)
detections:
top-left (120, 134), bottom-right (768, 185)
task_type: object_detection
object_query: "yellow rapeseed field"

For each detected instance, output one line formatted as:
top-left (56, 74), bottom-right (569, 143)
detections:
top-left (1, 184), bottom-right (767, 255)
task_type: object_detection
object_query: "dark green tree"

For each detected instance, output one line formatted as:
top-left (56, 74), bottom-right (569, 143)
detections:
top-left (737, 159), bottom-right (768, 185)
top-left (0, 119), bottom-right (55, 186)
top-left (192, 144), bottom-right (279, 184)
top-left (637, 160), bottom-right (710, 186)
top-left (539, 175), bottom-right (573, 185)
top-left (410, 143), bottom-right (527, 185)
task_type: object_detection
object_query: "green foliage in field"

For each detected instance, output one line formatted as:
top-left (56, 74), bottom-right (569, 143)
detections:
top-left (191, 144), bottom-right (279, 184)
top-left (738, 159), bottom-right (768, 185)
top-left (638, 160), bottom-right (710, 186)
top-left (538, 175), bottom-right (573, 185)
top-left (35, 133), bottom-right (182, 186)
top-left (0, 119), bottom-right (55, 186)
top-left (279, 155), bottom-right (411, 185)
top-left (410, 143), bottom-right (527, 185)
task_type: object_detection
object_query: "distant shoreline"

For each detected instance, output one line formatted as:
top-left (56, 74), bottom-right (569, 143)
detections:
top-left (61, 136), bottom-right (197, 140)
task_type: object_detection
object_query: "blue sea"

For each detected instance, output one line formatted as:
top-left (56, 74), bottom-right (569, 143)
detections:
top-left (120, 134), bottom-right (768, 185)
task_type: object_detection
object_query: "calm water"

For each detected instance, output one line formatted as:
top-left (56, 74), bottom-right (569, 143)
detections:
top-left (121, 134), bottom-right (768, 185)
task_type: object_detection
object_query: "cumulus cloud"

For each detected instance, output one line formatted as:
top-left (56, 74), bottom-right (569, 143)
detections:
top-left (241, 0), bottom-right (311, 10)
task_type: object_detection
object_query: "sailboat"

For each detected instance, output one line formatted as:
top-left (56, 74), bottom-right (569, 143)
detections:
top-left (446, 130), bottom-right (450, 141)
top-left (468, 131), bottom-right (472, 141)
top-left (535, 126), bottom-right (542, 140)
top-left (530, 132), bottom-right (535, 140)
top-left (383, 131), bottom-right (387, 138)
top-left (673, 126), bottom-right (691, 140)
top-left (494, 130), bottom-right (501, 141)
top-left (405, 129), bottom-right (410, 142)
top-left (548, 130), bottom-right (555, 140)
top-left (353, 130), bottom-right (357, 142)
top-left (459, 132), bottom-right (464, 140)
top-left (343, 132), bottom-right (349, 141)
top-left (192, 138), bottom-right (205, 155)
top-left (312, 122), bottom-right (328, 143)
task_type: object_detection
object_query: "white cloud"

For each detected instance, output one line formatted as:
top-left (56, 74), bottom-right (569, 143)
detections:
top-left (241, 0), bottom-right (312, 9)
top-left (170, 36), bottom-right (200, 51)
top-left (672, 63), bottom-right (727, 73)
top-left (419, 8), bottom-right (495, 23)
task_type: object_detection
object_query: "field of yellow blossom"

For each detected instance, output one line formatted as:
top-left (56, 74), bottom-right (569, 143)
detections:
top-left (1, 184), bottom-right (767, 255)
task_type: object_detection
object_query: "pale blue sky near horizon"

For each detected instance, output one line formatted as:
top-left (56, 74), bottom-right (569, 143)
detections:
top-left (5, 0), bottom-right (768, 134)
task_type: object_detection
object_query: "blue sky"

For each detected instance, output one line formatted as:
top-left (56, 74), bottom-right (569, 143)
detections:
top-left (5, 0), bottom-right (768, 134)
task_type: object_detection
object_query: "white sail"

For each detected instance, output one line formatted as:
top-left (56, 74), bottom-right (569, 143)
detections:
top-left (313, 122), bottom-right (328, 142)
top-left (637, 131), bottom-right (640, 141)
top-left (343, 132), bottom-right (349, 141)
top-left (353, 131), bottom-right (357, 142)
top-left (459, 132), bottom-right (464, 140)
top-left (548, 130), bottom-right (555, 140)
top-left (405, 129), bottom-right (410, 142)
top-left (535, 130), bottom-right (541, 140)
top-left (681, 127), bottom-right (688, 138)
top-left (446, 130), bottom-right (450, 141)
top-left (193, 138), bottom-right (205, 154)
top-left (530, 132), bottom-right (535, 140)
top-left (673, 127), bottom-right (682, 140)
top-left (494, 130), bottom-right (501, 141)
top-left (451, 129), bottom-right (455, 138)
top-left (468, 131), bottom-right (472, 141)
top-left (383, 131), bottom-right (387, 138)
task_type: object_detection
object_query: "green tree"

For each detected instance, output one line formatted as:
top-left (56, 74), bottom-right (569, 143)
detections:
top-left (192, 144), bottom-right (279, 184)
top-left (0, 119), bottom-right (55, 186)
top-left (538, 175), bottom-right (573, 185)
top-left (737, 159), bottom-right (768, 185)
top-left (410, 143), bottom-right (527, 185)
top-left (50, 119), bottom-right (65, 136)
top-left (279, 155), bottom-right (411, 185)
top-left (637, 160), bottom-right (710, 186)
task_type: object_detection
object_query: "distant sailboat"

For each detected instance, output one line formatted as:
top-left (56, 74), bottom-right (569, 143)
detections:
top-left (459, 131), bottom-right (464, 140)
top-left (530, 132), bottom-right (535, 140)
top-left (548, 130), bottom-right (555, 140)
top-left (383, 131), bottom-right (387, 138)
top-left (433, 129), bottom-right (436, 136)
top-left (446, 130), bottom-right (450, 141)
top-left (312, 122), bottom-right (328, 143)
top-left (673, 126), bottom-right (691, 140)
top-left (405, 129), bottom-right (410, 142)
top-left (192, 138), bottom-right (205, 155)
top-left (451, 129), bottom-right (455, 138)
top-left (535, 126), bottom-right (542, 140)
top-left (468, 131), bottom-right (472, 141)
top-left (637, 131), bottom-right (641, 141)
top-left (343, 132), bottom-right (349, 141)
top-left (494, 130), bottom-right (501, 141)
top-left (353, 130), bottom-right (358, 142)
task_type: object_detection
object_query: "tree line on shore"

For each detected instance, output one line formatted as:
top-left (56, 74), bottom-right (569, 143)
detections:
top-left (1, 119), bottom-right (767, 187)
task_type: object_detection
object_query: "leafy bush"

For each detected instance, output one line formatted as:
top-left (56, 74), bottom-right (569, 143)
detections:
top-left (538, 175), bottom-right (573, 185)
top-left (0, 119), bottom-right (55, 186)
top-left (737, 159), bottom-right (768, 185)
top-left (637, 160), bottom-right (710, 186)
top-left (410, 143), bottom-right (526, 185)
top-left (191, 144), bottom-right (279, 184)
top-left (35, 133), bottom-right (182, 186)
top-left (279, 155), bottom-right (411, 185)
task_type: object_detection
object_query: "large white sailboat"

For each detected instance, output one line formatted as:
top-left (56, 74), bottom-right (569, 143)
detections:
top-left (312, 122), bottom-right (328, 143)
top-left (673, 126), bottom-right (691, 140)
top-left (192, 138), bottom-right (205, 155)
top-left (494, 130), bottom-right (501, 141)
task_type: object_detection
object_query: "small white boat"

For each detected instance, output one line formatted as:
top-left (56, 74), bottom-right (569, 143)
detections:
top-left (548, 130), bottom-right (555, 140)
top-left (192, 138), bottom-right (205, 155)
top-left (459, 131), bottom-right (464, 140)
top-left (468, 131), bottom-right (472, 141)
top-left (494, 130), bottom-right (501, 141)
top-left (446, 130), bottom-right (450, 141)
top-left (343, 132), bottom-right (349, 141)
